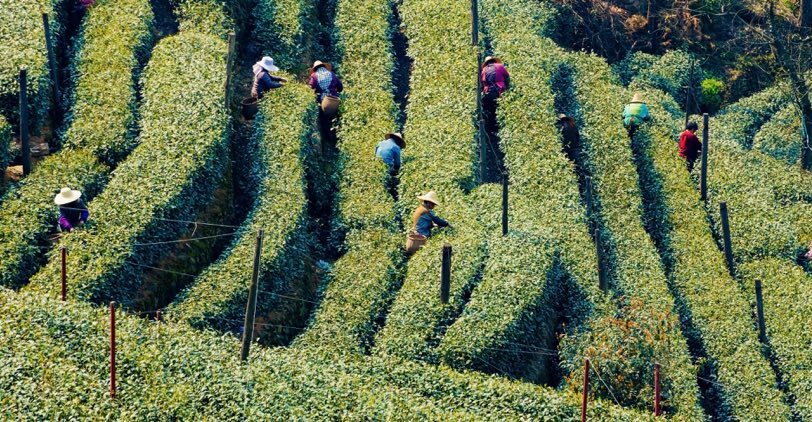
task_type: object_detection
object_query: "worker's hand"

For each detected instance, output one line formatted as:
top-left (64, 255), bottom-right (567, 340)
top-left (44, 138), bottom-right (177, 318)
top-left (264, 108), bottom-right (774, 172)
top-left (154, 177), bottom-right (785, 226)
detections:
top-left (280, 77), bottom-right (289, 83)
top-left (68, 228), bottom-right (74, 233)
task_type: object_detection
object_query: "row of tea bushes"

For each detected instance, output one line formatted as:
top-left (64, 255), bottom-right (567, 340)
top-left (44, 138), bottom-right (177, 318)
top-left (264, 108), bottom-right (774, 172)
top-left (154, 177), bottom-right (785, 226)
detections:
top-left (0, 0), bottom-right (155, 289)
top-left (371, 0), bottom-right (490, 364)
top-left (635, 90), bottom-right (790, 420)
top-left (169, 83), bottom-right (314, 335)
top-left (26, 30), bottom-right (230, 304)
top-left (291, 0), bottom-right (403, 354)
top-left (0, 0), bottom-right (67, 129)
top-left (0, 287), bottom-right (653, 419)
top-left (739, 259), bottom-right (812, 419)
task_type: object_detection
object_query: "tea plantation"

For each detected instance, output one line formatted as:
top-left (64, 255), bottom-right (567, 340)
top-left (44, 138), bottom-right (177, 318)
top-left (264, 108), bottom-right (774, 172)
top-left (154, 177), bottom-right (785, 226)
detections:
top-left (1, 0), bottom-right (810, 419)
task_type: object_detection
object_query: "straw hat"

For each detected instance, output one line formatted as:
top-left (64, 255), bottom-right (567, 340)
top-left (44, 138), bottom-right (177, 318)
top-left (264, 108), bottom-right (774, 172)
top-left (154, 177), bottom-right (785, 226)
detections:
top-left (417, 191), bottom-right (440, 206)
top-left (54, 187), bottom-right (81, 205)
top-left (311, 60), bottom-right (332, 72)
top-left (557, 113), bottom-right (568, 121)
top-left (257, 56), bottom-right (279, 72)
top-left (631, 92), bottom-right (645, 103)
top-left (386, 132), bottom-right (405, 148)
top-left (483, 56), bottom-right (501, 65)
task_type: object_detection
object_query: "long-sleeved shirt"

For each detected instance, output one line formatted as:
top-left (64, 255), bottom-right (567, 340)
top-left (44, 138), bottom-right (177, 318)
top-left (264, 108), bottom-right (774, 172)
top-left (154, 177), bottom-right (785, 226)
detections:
top-left (679, 130), bottom-right (702, 162)
top-left (251, 70), bottom-right (284, 99)
top-left (622, 103), bottom-right (650, 127)
top-left (481, 63), bottom-right (510, 96)
top-left (308, 68), bottom-right (343, 102)
top-left (58, 206), bottom-right (89, 232)
top-left (412, 206), bottom-right (449, 237)
top-left (375, 138), bottom-right (402, 172)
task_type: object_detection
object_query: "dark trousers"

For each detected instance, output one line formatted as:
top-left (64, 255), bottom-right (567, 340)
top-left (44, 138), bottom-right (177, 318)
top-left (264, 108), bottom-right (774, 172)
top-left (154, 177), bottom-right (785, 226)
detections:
top-left (318, 108), bottom-right (337, 154)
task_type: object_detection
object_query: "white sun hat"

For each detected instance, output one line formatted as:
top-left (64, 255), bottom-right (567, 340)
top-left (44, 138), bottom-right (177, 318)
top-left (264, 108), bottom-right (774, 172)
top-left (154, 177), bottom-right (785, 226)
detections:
top-left (54, 187), bottom-right (82, 205)
top-left (258, 56), bottom-right (279, 72)
top-left (417, 191), bottom-right (440, 206)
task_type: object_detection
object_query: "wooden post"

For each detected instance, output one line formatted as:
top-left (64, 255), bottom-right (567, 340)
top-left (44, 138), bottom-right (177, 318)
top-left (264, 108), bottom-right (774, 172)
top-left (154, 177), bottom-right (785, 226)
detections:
top-left (109, 301), bottom-right (116, 399)
top-left (42, 13), bottom-right (61, 123)
top-left (755, 280), bottom-right (766, 343)
top-left (155, 309), bottom-right (162, 322)
top-left (595, 228), bottom-right (607, 292)
top-left (60, 246), bottom-right (67, 301)
top-left (654, 362), bottom-right (662, 416)
top-left (224, 33), bottom-right (236, 110)
top-left (700, 113), bottom-right (709, 201)
top-left (440, 244), bottom-right (452, 304)
top-left (19, 67), bottom-right (31, 176)
top-left (471, 0), bottom-right (479, 46)
top-left (240, 229), bottom-right (264, 362)
top-left (582, 358), bottom-right (590, 422)
top-left (501, 174), bottom-right (508, 236)
top-left (719, 202), bottom-right (735, 278)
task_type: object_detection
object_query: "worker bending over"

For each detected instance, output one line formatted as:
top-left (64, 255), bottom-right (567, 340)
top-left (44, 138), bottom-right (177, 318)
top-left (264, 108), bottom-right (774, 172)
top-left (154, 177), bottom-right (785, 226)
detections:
top-left (406, 191), bottom-right (451, 255)
top-left (480, 56), bottom-right (510, 135)
top-left (308, 60), bottom-right (344, 149)
top-left (622, 93), bottom-right (650, 138)
top-left (54, 187), bottom-right (89, 232)
top-left (679, 121), bottom-right (702, 171)
top-left (251, 56), bottom-right (287, 99)
top-left (376, 132), bottom-right (405, 199)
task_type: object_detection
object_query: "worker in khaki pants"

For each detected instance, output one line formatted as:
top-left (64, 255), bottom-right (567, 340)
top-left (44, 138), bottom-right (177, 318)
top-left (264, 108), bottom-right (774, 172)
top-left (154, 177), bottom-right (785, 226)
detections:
top-left (405, 191), bottom-right (451, 255)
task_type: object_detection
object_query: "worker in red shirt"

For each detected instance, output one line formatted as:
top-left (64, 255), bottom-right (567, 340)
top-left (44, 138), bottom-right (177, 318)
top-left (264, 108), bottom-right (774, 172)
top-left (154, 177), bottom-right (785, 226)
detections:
top-left (679, 121), bottom-right (702, 171)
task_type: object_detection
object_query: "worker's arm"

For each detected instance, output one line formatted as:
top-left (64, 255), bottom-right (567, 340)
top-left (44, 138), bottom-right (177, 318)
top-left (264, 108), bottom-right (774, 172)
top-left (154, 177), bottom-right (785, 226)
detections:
top-left (308, 74), bottom-right (319, 91)
top-left (641, 105), bottom-right (651, 121)
top-left (428, 211), bottom-right (449, 228)
top-left (58, 215), bottom-right (73, 232)
top-left (393, 147), bottom-right (401, 172)
top-left (334, 75), bottom-right (344, 93)
top-left (80, 209), bottom-right (89, 224)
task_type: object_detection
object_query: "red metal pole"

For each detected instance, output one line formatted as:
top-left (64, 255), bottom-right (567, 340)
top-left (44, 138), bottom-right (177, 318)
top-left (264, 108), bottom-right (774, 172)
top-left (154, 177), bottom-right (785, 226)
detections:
top-left (110, 301), bottom-right (116, 399)
top-left (582, 358), bottom-right (590, 422)
top-left (654, 362), bottom-right (662, 416)
top-left (60, 246), bottom-right (66, 301)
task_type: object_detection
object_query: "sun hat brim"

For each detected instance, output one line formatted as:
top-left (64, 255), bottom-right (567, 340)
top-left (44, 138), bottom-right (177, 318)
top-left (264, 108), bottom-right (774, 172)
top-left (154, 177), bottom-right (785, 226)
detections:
top-left (260, 63), bottom-right (279, 72)
top-left (417, 194), bottom-right (439, 206)
top-left (311, 61), bottom-right (333, 72)
top-left (483, 56), bottom-right (502, 65)
top-left (54, 189), bottom-right (82, 205)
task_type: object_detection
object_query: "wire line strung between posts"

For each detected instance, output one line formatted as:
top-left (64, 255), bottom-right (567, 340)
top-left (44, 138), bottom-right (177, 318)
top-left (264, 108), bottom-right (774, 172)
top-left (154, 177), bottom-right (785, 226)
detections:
top-left (55, 206), bottom-right (245, 229)
top-left (131, 231), bottom-right (239, 247)
top-left (587, 357), bottom-right (622, 408)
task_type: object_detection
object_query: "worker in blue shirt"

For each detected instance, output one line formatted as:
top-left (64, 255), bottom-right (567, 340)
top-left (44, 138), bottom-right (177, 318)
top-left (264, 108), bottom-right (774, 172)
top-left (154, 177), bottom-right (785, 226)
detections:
top-left (375, 132), bottom-right (405, 175)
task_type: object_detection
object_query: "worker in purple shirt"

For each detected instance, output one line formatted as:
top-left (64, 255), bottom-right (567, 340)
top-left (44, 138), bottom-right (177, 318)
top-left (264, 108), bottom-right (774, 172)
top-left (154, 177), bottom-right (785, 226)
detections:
top-left (480, 56), bottom-right (510, 155)
top-left (54, 187), bottom-right (89, 232)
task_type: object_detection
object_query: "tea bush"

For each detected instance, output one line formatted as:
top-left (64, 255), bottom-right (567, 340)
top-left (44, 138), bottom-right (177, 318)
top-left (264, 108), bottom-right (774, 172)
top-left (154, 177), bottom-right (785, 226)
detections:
top-left (753, 104), bottom-right (803, 166)
top-left (254, 0), bottom-right (318, 72)
top-left (636, 90), bottom-right (790, 419)
top-left (0, 0), bottom-right (154, 289)
top-left (0, 0), bottom-right (67, 129)
top-left (27, 31), bottom-right (229, 303)
top-left (739, 259), bottom-right (812, 420)
top-left (169, 83), bottom-right (314, 333)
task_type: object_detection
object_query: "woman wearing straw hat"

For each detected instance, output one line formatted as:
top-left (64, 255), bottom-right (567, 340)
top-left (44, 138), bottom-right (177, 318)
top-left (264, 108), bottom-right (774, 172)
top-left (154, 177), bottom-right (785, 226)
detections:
top-left (251, 56), bottom-right (287, 99)
top-left (622, 92), bottom-right (650, 138)
top-left (54, 187), bottom-right (89, 232)
top-left (308, 60), bottom-right (343, 105)
top-left (406, 191), bottom-right (451, 255)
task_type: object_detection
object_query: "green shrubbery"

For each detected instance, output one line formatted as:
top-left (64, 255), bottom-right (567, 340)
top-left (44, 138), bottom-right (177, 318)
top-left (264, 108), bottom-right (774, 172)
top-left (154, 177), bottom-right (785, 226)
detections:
top-left (254, 0), bottom-right (318, 73)
top-left (0, 0), bottom-right (67, 130)
top-left (0, 117), bottom-right (10, 178)
top-left (0, 0), bottom-right (155, 289)
top-left (170, 82), bottom-right (314, 335)
top-left (753, 104), bottom-right (803, 166)
top-left (372, 0), bottom-right (490, 363)
top-left (700, 77), bottom-right (725, 113)
top-left (27, 31), bottom-right (229, 303)
top-left (635, 92), bottom-right (790, 419)
top-left (739, 259), bottom-right (812, 420)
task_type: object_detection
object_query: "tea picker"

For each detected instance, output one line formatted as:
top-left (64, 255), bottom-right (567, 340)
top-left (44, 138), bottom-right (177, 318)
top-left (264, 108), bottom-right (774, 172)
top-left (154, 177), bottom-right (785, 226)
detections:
top-left (622, 92), bottom-right (650, 138)
top-left (558, 114), bottom-right (581, 163)
top-left (480, 56), bottom-right (510, 134)
top-left (308, 61), bottom-right (344, 148)
top-left (251, 56), bottom-right (287, 100)
top-left (375, 132), bottom-right (405, 175)
top-left (679, 121), bottom-right (702, 171)
top-left (406, 191), bottom-right (452, 255)
top-left (54, 187), bottom-right (89, 233)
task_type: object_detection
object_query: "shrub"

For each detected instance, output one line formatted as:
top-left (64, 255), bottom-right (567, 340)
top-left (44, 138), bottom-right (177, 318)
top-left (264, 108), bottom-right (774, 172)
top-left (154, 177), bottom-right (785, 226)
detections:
top-left (634, 91), bottom-right (790, 419)
top-left (174, 0), bottom-right (234, 40)
top-left (700, 77), bottom-right (725, 113)
top-left (254, 0), bottom-right (319, 73)
top-left (169, 82), bottom-right (314, 334)
top-left (0, 117), bottom-right (10, 180)
top-left (372, 0), bottom-right (489, 363)
top-left (0, 0), bottom-right (155, 289)
top-left (26, 31), bottom-right (229, 304)
top-left (739, 259), bottom-right (812, 420)
top-left (753, 104), bottom-right (803, 166)
top-left (0, 0), bottom-right (67, 130)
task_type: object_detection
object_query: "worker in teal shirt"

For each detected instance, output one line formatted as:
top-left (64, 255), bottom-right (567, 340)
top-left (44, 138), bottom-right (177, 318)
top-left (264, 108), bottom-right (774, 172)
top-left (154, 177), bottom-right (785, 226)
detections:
top-left (622, 92), bottom-right (650, 138)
